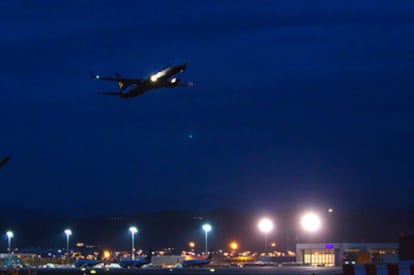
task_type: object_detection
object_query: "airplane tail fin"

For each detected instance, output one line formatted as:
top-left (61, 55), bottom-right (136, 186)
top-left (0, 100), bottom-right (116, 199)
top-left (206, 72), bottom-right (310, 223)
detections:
top-left (89, 71), bottom-right (99, 80)
top-left (89, 71), bottom-right (125, 93)
top-left (115, 72), bottom-right (125, 91)
top-left (146, 249), bottom-right (153, 261)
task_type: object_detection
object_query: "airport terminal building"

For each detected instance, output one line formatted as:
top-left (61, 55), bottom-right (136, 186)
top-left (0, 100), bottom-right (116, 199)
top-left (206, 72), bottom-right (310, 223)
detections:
top-left (296, 242), bottom-right (398, 267)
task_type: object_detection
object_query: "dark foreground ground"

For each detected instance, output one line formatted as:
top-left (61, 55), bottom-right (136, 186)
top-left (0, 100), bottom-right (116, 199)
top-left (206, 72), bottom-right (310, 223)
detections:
top-left (1, 266), bottom-right (342, 275)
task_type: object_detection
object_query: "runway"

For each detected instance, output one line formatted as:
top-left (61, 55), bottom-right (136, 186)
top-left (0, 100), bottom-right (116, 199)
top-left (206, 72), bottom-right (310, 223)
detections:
top-left (13, 266), bottom-right (342, 275)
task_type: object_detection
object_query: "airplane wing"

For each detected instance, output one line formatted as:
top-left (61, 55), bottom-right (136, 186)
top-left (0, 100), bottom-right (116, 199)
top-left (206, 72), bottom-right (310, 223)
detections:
top-left (89, 71), bottom-right (143, 84)
top-left (0, 156), bottom-right (10, 168)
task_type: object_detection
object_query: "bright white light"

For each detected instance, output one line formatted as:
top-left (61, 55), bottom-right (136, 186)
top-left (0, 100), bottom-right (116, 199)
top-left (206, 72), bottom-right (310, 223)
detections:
top-left (170, 78), bottom-right (177, 83)
top-left (202, 224), bottom-right (212, 233)
top-left (150, 70), bottom-right (166, 82)
top-left (129, 226), bottom-right (138, 234)
top-left (258, 218), bottom-right (273, 233)
top-left (150, 75), bottom-right (158, 82)
top-left (64, 229), bottom-right (72, 236)
top-left (6, 231), bottom-right (13, 238)
top-left (301, 213), bottom-right (321, 232)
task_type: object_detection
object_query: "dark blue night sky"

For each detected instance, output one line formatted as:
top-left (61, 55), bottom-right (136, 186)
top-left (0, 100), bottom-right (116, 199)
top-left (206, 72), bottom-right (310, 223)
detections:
top-left (1, 0), bottom-right (413, 215)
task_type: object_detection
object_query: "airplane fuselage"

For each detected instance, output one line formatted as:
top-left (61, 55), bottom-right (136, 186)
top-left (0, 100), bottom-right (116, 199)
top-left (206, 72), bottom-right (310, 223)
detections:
top-left (181, 253), bottom-right (211, 268)
top-left (121, 63), bottom-right (187, 98)
top-left (119, 81), bottom-right (175, 98)
top-left (119, 259), bottom-right (150, 268)
top-left (181, 259), bottom-right (210, 268)
top-left (73, 260), bottom-right (103, 268)
top-left (119, 249), bottom-right (153, 268)
top-left (92, 62), bottom-right (190, 98)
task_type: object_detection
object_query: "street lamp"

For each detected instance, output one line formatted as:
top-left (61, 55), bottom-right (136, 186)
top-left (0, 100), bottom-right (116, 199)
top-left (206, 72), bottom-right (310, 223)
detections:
top-left (129, 226), bottom-right (138, 260)
top-left (64, 229), bottom-right (72, 265)
top-left (6, 231), bottom-right (13, 264)
top-left (258, 218), bottom-right (273, 253)
top-left (188, 241), bottom-right (195, 251)
top-left (202, 223), bottom-right (212, 254)
top-left (229, 241), bottom-right (238, 251)
top-left (301, 212), bottom-right (321, 266)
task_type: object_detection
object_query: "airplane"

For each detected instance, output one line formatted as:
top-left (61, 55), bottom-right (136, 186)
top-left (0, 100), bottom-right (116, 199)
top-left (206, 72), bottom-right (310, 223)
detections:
top-left (119, 249), bottom-right (153, 269)
top-left (73, 259), bottom-right (103, 268)
top-left (90, 62), bottom-right (193, 98)
top-left (0, 156), bottom-right (10, 168)
top-left (180, 252), bottom-right (212, 268)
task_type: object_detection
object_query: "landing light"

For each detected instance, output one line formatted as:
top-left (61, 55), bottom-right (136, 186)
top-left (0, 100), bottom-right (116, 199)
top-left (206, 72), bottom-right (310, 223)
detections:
top-left (150, 70), bottom-right (166, 82)
top-left (150, 75), bottom-right (158, 82)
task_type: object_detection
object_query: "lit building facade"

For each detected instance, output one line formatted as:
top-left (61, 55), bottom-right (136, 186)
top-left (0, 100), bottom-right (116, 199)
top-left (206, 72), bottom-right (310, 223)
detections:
top-left (296, 242), bottom-right (398, 267)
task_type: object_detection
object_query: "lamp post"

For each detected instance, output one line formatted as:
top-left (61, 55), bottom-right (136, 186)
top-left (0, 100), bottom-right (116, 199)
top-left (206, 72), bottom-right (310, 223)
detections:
top-left (258, 218), bottom-right (273, 253)
top-left (301, 212), bottom-right (321, 266)
top-left (129, 226), bottom-right (138, 260)
top-left (202, 223), bottom-right (212, 254)
top-left (64, 229), bottom-right (72, 265)
top-left (6, 231), bottom-right (13, 265)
